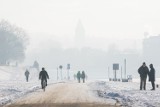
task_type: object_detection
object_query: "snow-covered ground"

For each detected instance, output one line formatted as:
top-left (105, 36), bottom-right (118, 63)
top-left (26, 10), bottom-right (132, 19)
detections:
top-left (1, 66), bottom-right (160, 107)
top-left (89, 80), bottom-right (160, 107)
top-left (0, 66), bottom-right (41, 106)
top-left (0, 66), bottom-right (66, 106)
top-left (0, 81), bottom-right (40, 106)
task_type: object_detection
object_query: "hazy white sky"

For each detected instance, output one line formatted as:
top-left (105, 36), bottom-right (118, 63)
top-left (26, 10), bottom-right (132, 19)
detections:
top-left (1, 0), bottom-right (160, 50)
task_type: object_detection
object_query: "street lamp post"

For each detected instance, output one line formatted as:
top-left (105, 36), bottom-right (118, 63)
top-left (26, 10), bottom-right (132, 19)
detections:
top-left (124, 59), bottom-right (126, 79)
top-left (57, 68), bottom-right (59, 80)
top-left (67, 64), bottom-right (70, 80)
top-left (59, 65), bottom-right (63, 80)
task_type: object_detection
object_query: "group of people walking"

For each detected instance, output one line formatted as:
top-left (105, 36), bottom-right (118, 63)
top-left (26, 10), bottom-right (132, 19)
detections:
top-left (77, 71), bottom-right (86, 83)
top-left (138, 62), bottom-right (155, 90)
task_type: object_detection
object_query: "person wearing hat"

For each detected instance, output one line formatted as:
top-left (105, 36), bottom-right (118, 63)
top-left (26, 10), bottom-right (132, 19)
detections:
top-left (138, 62), bottom-right (149, 90)
top-left (149, 64), bottom-right (155, 90)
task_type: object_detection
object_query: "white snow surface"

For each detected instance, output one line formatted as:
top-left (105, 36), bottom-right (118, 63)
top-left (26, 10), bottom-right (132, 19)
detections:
top-left (0, 81), bottom-right (40, 106)
top-left (0, 66), bottom-right (42, 106)
top-left (0, 66), bottom-right (63, 106)
top-left (1, 66), bottom-right (160, 107)
top-left (88, 80), bottom-right (160, 107)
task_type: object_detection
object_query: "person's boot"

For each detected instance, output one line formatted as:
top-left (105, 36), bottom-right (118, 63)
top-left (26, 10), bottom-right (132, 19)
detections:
top-left (153, 85), bottom-right (155, 90)
top-left (151, 88), bottom-right (155, 90)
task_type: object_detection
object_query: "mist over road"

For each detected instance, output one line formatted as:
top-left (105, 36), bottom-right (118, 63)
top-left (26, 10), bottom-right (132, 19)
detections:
top-left (7, 82), bottom-right (116, 107)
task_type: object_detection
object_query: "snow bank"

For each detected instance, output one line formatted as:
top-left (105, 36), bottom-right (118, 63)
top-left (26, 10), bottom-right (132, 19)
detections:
top-left (0, 81), bottom-right (40, 106)
top-left (89, 81), bottom-right (160, 107)
top-left (0, 66), bottom-right (41, 106)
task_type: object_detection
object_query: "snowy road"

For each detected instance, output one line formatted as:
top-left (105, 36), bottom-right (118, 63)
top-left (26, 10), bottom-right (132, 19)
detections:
top-left (6, 82), bottom-right (116, 107)
top-left (1, 66), bottom-right (160, 107)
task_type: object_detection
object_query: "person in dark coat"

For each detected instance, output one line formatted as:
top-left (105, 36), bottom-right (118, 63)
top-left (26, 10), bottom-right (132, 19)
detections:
top-left (138, 62), bottom-right (149, 90)
top-left (39, 67), bottom-right (49, 89)
top-left (25, 69), bottom-right (30, 82)
top-left (77, 71), bottom-right (81, 83)
top-left (149, 64), bottom-right (155, 90)
top-left (81, 71), bottom-right (86, 83)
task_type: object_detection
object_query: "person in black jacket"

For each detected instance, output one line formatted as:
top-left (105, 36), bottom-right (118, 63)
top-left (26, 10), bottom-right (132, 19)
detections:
top-left (77, 71), bottom-right (81, 83)
top-left (149, 64), bottom-right (155, 90)
top-left (138, 62), bottom-right (149, 90)
top-left (25, 69), bottom-right (30, 82)
top-left (39, 67), bottom-right (49, 89)
top-left (81, 71), bottom-right (86, 83)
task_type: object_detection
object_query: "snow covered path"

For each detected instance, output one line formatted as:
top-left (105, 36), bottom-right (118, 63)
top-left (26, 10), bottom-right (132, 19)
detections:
top-left (6, 82), bottom-right (116, 107)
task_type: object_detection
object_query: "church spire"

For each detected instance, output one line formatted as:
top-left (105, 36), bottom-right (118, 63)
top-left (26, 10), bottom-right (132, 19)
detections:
top-left (75, 19), bottom-right (85, 49)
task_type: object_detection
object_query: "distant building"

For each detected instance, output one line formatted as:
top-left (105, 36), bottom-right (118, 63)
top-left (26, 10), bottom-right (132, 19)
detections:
top-left (143, 35), bottom-right (160, 65)
top-left (75, 20), bottom-right (85, 49)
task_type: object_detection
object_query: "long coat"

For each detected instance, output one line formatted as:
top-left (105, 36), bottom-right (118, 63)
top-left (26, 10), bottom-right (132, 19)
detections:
top-left (138, 66), bottom-right (149, 79)
top-left (149, 68), bottom-right (155, 82)
top-left (39, 70), bottom-right (49, 80)
top-left (81, 71), bottom-right (85, 79)
top-left (77, 71), bottom-right (81, 79)
top-left (25, 70), bottom-right (30, 77)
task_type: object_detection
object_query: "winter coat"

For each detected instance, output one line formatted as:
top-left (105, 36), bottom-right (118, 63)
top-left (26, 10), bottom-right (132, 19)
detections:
top-left (149, 67), bottom-right (155, 82)
top-left (39, 70), bottom-right (49, 80)
top-left (77, 72), bottom-right (81, 79)
top-left (81, 71), bottom-right (85, 79)
top-left (138, 66), bottom-right (149, 79)
top-left (25, 70), bottom-right (30, 77)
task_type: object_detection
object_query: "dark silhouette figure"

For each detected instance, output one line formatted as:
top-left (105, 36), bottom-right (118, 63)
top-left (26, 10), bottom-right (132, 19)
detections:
top-left (25, 69), bottom-right (30, 82)
top-left (81, 71), bottom-right (86, 83)
top-left (138, 62), bottom-right (149, 90)
top-left (77, 71), bottom-right (81, 83)
top-left (149, 64), bottom-right (155, 90)
top-left (39, 67), bottom-right (49, 89)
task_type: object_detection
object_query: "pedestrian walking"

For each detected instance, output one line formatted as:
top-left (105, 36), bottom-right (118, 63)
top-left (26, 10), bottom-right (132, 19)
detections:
top-left (81, 71), bottom-right (86, 83)
top-left (25, 69), bottom-right (30, 82)
top-left (77, 71), bottom-right (81, 83)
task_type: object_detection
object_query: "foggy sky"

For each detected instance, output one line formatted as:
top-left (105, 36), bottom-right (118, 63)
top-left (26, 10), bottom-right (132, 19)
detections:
top-left (1, 0), bottom-right (160, 50)
top-left (1, 0), bottom-right (160, 79)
